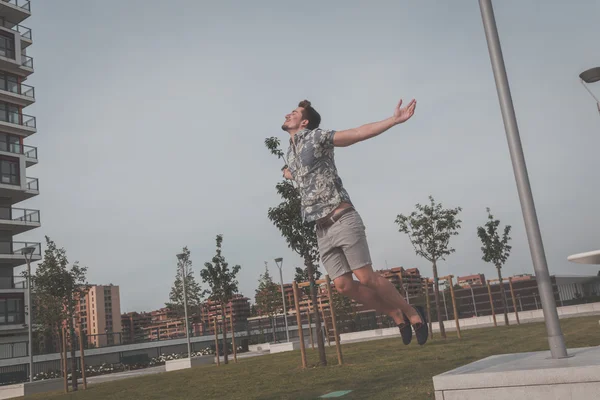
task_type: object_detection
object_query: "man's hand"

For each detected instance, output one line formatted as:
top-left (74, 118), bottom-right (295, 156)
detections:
top-left (392, 99), bottom-right (416, 125)
top-left (282, 167), bottom-right (292, 180)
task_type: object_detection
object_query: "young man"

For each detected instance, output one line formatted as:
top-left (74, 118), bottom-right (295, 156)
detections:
top-left (280, 99), bottom-right (428, 345)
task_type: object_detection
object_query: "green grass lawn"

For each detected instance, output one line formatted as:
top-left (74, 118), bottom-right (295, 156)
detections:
top-left (23, 316), bottom-right (600, 400)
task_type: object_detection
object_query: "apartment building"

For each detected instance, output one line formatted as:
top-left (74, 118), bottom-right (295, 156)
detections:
top-left (201, 294), bottom-right (251, 334)
top-left (121, 311), bottom-right (152, 344)
top-left (378, 267), bottom-right (425, 299)
top-left (457, 273), bottom-right (487, 288)
top-left (77, 285), bottom-right (123, 347)
top-left (0, 1), bottom-right (41, 347)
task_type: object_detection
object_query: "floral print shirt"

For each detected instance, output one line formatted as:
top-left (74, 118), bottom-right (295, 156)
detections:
top-left (286, 128), bottom-right (353, 222)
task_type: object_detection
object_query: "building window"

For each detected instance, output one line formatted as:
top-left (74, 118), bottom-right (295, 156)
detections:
top-left (0, 133), bottom-right (20, 154)
top-left (0, 72), bottom-right (18, 94)
top-left (0, 297), bottom-right (24, 325)
top-left (0, 32), bottom-right (15, 59)
top-left (0, 102), bottom-right (20, 125)
top-left (0, 157), bottom-right (18, 185)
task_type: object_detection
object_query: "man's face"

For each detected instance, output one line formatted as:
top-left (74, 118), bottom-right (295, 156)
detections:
top-left (281, 107), bottom-right (306, 132)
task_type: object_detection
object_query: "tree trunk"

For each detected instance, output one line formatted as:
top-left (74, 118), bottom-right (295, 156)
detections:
top-left (306, 259), bottom-right (327, 366)
top-left (68, 319), bottom-right (78, 391)
top-left (497, 266), bottom-right (510, 326)
top-left (221, 306), bottom-right (228, 364)
top-left (432, 260), bottom-right (446, 339)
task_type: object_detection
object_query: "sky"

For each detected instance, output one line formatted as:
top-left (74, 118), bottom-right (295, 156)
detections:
top-left (15, 0), bottom-right (600, 313)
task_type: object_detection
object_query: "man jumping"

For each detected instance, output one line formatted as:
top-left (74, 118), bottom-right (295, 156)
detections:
top-left (280, 99), bottom-right (428, 346)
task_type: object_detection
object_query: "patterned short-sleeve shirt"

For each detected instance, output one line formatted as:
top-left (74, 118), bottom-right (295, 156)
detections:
top-left (286, 128), bottom-right (352, 222)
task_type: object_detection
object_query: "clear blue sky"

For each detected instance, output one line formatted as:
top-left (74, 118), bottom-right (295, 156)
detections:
top-left (17, 0), bottom-right (600, 312)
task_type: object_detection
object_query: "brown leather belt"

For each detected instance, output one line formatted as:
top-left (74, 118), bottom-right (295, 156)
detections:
top-left (315, 206), bottom-right (355, 229)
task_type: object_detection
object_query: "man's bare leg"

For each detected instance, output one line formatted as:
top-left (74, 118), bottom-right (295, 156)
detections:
top-left (352, 265), bottom-right (421, 325)
top-left (333, 272), bottom-right (420, 326)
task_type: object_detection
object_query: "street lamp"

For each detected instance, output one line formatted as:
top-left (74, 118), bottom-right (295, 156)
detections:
top-left (22, 245), bottom-right (35, 382)
top-left (274, 258), bottom-right (290, 342)
top-left (579, 67), bottom-right (600, 115)
top-left (176, 253), bottom-right (192, 358)
top-left (479, 0), bottom-right (567, 359)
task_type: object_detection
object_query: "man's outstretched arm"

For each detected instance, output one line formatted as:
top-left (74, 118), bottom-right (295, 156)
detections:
top-left (333, 99), bottom-right (416, 147)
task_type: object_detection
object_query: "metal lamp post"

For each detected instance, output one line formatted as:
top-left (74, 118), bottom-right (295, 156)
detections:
top-left (479, 0), bottom-right (568, 359)
top-left (470, 286), bottom-right (478, 317)
top-left (274, 258), bottom-right (290, 342)
top-left (176, 253), bottom-right (192, 358)
top-left (22, 246), bottom-right (35, 382)
top-left (579, 67), bottom-right (600, 115)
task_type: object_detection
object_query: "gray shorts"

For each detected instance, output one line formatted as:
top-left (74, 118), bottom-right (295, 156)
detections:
top-left (316, 209), bottom-right (373, 281)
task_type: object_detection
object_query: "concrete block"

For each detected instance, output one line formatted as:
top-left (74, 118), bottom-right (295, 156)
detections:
top-left (381, 327), bottom-right (398, 337)
top-left (0, 378), bottom-right (64, 400)
top-left (269, 341), bottom-right (303, 354)
top-left (433, 346), bottom-right (600, 399)
top-left (165, 355), bottom-right (214, 372)
top-left (576, 304), bottom-right (595, 314)
top-left (249, 343), bottom-right (270, 352)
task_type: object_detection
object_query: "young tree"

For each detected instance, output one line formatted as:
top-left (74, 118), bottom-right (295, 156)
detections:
top-left (30, 236), bottom-right (90, 391)
top-left (265, 136), bottom-right (328, 366)
top-left (200, 234), bottom-right (241, 365)
top-left (477, 207), bottom-right (512, 326)
top-left (254, 263), bottom-right (281, 342)
top-left (395, 195), bottom-right (462, 339)
top-left (165, 246), bottom-right (204, 322)
top-left (330, 288), bottom-right (356, 332)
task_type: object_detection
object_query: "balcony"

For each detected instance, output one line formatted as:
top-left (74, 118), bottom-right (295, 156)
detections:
top-left (0, 207), bottom-right (39, 234)
top-left (0, 176), bottom-right (39, 203)
top-left (0, 81), bottom-right (34, 107)
top-left (0, 1), bottom-right (31, 25)
top-left (0, 19), bottom-right (31, 50)
top-left (0, 142), bottom-right (38, 166)
top-left (0, 110), bottom-right (35, 136)
top-left (0, 241), bottom-right (41, 267)
top-left (0, 49), bottom-right (33, 77)
top-left (0, 275), bottom-right (26, 296)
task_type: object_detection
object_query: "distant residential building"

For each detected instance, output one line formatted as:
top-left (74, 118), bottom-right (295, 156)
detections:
top-left (141, 307), bottom-right (203, 340)
top-left (77, 284), bottom-right (123, 347)
top-left (121, 311), bottom-right (152, 344)
top-left (457, 274), bottom-right (487, 287)
top-left (510, 273), bottom-right (533, 282)
top-left (200, 294), bottom-right (251, 334)
top-left (378, 267), bottom-right (424, 298)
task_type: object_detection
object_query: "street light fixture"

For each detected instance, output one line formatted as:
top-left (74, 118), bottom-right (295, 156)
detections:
top-left (274, 257), bottom-right (290, 342)
top-left (176, 253), bottom-right (192, 358)
top-left (22, 246), bottom-right (35, 382)
top-left (579, 67), bottom-right (600, 115)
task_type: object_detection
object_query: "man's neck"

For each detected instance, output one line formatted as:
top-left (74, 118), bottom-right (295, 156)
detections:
top-left (287, 127), bottom-right (306, 140)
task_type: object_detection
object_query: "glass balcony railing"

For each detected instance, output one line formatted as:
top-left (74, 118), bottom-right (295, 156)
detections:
top-left (0, 241), bottom-right (41, 256)
top-left (0, 142), bottom-right (37, 158)
top-left (0, 81), bottom-right (35, 99)
top-left (0, 207), bottom-right (39, 224)
top-left (1, 0), bottom-right (31, 12)
top-left (26, 177), bottom-right (37, 191)
top-left (0, 112), bottom-right (36, 128)
top-left (20, 54), bottom-right (32, 69)
top-left (0, 275), bottom-right (26, 289)
top-left (23, 144), bottom-right (36, 158)
top-left (0, 20), bottom-right (31, 40)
